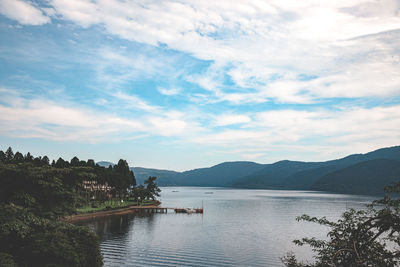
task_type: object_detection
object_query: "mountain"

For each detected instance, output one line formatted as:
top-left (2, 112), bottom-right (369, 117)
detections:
top-left (98, 161), bottom-right (266, 187)
top-left (177, 161), bottom-right (265, 187)
top-left (132, 167), bottom-right (181, 186)
top-left (97, 145), bottom-right (400, 195)
top-left (312, 159), bottom-right (400, 195)
top-left (132, 161), bottom-right (265, 187)
top-left (233, 160), bottom-right (322, 188)
top-left (232, 145), bottom-right (400, 191)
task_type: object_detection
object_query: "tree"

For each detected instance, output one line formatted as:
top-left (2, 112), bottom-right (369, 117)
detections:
top-left (0, 150), bottom-right (5, 163)
top-left (282, 182), bottom-right (400, 267)
top-left (41, 156), bottom-right (50, 166)
top-left (144, 176), bottom-right (161, 200)
top-left (87, 159), bottom-right (95, 167)
top-left (55, 157), bottom-right (68, 168)
top-left (33, 156), bottom-right (42, 166)
top-left (132, 185), bottom-right (147, 203)
top-left (5, 147), bottom-right (14, 162)
top-left (24, 152), bottom-right (33, 162)
top-left (0, 162), bottom-right (103, 266)
top-left (13, 152), bottom-right (24, 163)
top-left (111, 159), bottom-right (136, 200)
top-left (70, 156), bottom-right (80, 167)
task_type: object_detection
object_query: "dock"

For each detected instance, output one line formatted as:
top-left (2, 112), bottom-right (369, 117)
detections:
top-left (65, 204), bottom-right (204, 223)
top-left (133, 205), bottom-right (204, 214)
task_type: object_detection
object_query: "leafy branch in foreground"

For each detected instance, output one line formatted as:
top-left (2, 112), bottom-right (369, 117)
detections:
top-left (282, 182), bottom-right (400, 267)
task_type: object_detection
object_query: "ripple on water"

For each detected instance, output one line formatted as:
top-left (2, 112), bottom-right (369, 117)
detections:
top-left (88, 188), bottom-right (375, 267)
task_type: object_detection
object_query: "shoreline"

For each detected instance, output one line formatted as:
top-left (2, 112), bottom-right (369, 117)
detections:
top-left (64, 201), bottom-right (161, 223)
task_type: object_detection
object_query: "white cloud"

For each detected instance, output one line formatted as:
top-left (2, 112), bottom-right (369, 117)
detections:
top-left (45, 1), bottom-right (400, 104)
top-left (192, 106), bottom-right (400, 160)
top-left (214, 114), bottom-right (251, 126)
top-left (41, 0), bottom-right (400, 104)
top-left (0, 0), bottom-right (50, 25)
top-left (0, 90), bottom-right (203, 143)
top-left (0, 98), bottom-right (146, 142)
top-left (50, 0), bottom-right (100, 28)
top-left (157, 87), bottom-right (180, 96)
top-left (112, 92), bottom-right (160, 113)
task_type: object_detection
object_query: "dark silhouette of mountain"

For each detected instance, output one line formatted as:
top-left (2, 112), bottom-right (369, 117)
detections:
top-left (131, 162), bottom-right (265, 187)
top-left (232, 146), bottom-right (400, 190)
top-left (233, 160), bottom-right (321, 188)
top-left (177, 161), bottom-right (265, 186)
top-left (97, 145), bottom-right (400, 195)
top-left (132, 167), bottom-right (181, 186)
top-left (312, 159), bottom-right (400, 195)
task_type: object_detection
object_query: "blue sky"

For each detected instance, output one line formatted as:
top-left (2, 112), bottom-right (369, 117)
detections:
top-left (0, 0), bottom-right (400, 171)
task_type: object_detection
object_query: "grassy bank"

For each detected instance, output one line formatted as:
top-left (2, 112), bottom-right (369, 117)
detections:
top-left (77, 199), bottom-right (159, 214)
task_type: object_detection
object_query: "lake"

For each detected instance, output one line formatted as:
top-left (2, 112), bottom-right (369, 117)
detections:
top-left (82, 187), bottom-right (376, 267)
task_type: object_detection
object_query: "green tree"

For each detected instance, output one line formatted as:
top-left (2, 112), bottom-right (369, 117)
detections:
top-left (5, 147), bottom-right (14, 162)
top-left (132, 185), bottom-right (147, 203)
top-left (144, 176), bottom-right (161, 200)
top-left (13, 152), bottom-right (24, 163)
top-left (24, 152), bottom-right (33, 162)
top-left (0, 161), bottom-right (103, 266)
top-left (33, 156), bottom-right (42, 166)
top-left (0, 150), bottom-right (5, 163)
top-left (0, 203), bottom-right (102, 267)
top-left (282, 182), bottom-right (400, 267)
top-left (41, 155), bottom-right (50, 166)
top-left (111, 159), bottom-right (136, 200)
top-left (70, 156), bottom-right (80, 167)
top-left (87, 159), bottom-right (95, 167)
top-left (55, 157), bottom-right (69, 168)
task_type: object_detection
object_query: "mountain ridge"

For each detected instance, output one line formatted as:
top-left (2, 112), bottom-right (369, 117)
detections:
top-left (97, 145), bottom-right (400, 195)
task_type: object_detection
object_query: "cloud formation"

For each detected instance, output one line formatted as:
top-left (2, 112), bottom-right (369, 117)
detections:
top-left (0, 0), bottom-right (49, 25)
top-left (44, 0), bottom-right (400, 104)
top-left (0, 0), bottom-right (399, 169)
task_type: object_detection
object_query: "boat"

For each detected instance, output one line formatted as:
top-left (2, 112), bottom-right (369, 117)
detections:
top-left (184, 208), bottom-right (196, 214)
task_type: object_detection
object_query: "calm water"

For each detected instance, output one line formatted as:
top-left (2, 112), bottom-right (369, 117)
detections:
top-left (83, 187), bottom-right (376, 267)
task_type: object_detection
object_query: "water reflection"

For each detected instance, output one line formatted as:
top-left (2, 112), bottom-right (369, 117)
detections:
top-left (81, 187), bottom-right (376, 267)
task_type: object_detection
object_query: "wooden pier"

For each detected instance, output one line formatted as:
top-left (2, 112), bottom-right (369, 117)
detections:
top-left (133, 206), bottom-right (203, 214)
top-left (65, 204), bottom-right (204, 223)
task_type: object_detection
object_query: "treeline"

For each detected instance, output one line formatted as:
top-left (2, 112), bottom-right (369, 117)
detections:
top-left (0, 147), bottom-right (160, 266)
top-left (2, 147), bottom-right (135, 198)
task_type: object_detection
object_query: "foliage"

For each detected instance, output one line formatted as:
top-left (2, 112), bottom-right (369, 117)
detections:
top-left (282, 182), bottom-right (400, 267)
top-left (111, 159), bottom-right (136, 199)
top-left (0, 252), bottom-right (16, 267)
top-left (0, 146), bottom-right (161, 266)
top-left (0, 147), bottom-right (108, 266)
top-left (0, 204), bottom-right (102, 267)
top-left (0, 164), bottom-right (82, 219)
top-left (144, 176), bottom-right (161, 200)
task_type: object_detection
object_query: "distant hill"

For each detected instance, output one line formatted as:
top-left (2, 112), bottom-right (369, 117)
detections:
top-left (232, 146), bottom-right (400, 192)
top-left (132, 167), bottom-right (181, 186)
top-left (233, 160), bottom-right (322, 189)
top-left (132, 162), bottom-right (264, 187)
top-left (177, 161), bottom-right (265, 187)
top-left (312, 159), bottom-right (400, 195)
top-left (97, 145), bottom-right (400, 195)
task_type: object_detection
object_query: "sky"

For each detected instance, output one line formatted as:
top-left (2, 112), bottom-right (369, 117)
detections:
top-left (0, 0), bottom-right (399, 171)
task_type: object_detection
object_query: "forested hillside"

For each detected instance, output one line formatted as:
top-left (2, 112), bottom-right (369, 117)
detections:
top-left (116, 145), bottom-right (400, 195)
top-left (312, 159), bottom-right (400, 195)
